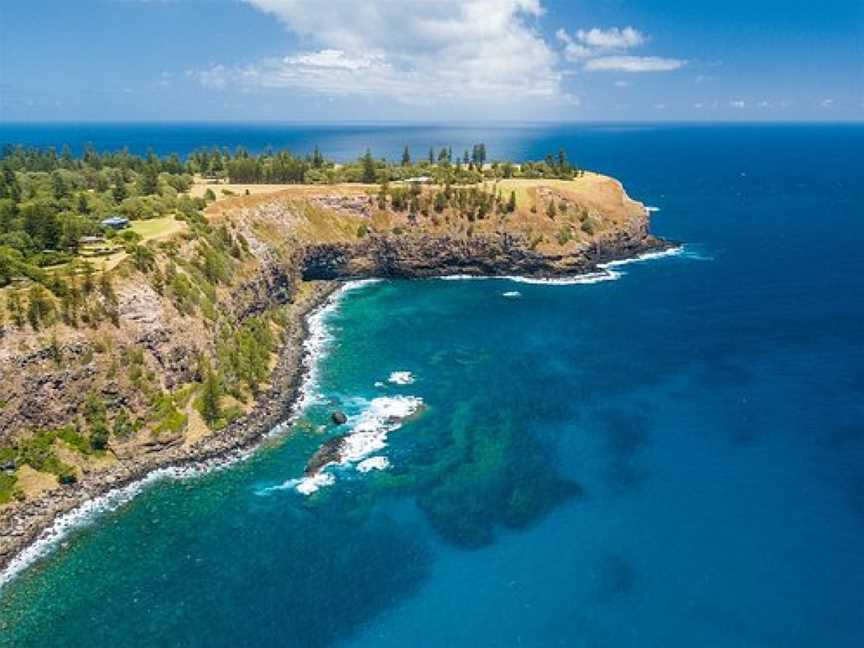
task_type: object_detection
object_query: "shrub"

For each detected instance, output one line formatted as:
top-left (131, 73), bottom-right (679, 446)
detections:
top-left (556, 227), bottom-right (573, 246)
top-left (56, 425), bottom-right (90, 455)
top-left (0, 472), bottom-right (19, 504)
top-left (151, 392), bottom-right (188, 436)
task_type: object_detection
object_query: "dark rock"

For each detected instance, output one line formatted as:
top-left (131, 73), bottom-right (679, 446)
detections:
top-left (305, 435), bottom-right (347, 476)
top-left (1, 461), bottom-right (16, 472)
top-left (331, 410), bottom-right (348, 425)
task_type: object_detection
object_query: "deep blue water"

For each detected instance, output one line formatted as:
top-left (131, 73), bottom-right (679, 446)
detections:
top-left (1, 124), bottom-right (863, 647)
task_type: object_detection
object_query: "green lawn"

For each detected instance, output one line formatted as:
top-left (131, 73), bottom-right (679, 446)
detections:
top-left (130, 216), bottom-right (186, 241)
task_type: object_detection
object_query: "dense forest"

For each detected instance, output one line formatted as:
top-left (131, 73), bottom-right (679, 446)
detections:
top-left (0, 143), bottom-right (581, 291)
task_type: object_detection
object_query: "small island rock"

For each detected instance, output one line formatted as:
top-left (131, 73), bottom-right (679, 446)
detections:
top-left (331, 411), bottom-right (348, 425)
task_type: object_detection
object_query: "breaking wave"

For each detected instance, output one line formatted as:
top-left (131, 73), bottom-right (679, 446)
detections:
top-left (0, 280), bottom-right (385, 590)
top-left (275, 395), bottom-right (424, 496)
top-left (388, 371), bottom-right (415, 385)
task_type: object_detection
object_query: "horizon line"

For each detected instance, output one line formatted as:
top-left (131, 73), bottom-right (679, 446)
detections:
top-left (1, 119), bottom-right (862, 127)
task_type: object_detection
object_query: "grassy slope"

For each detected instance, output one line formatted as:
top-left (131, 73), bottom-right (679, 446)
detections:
top-left (204, 172), bottom-right (646, 259)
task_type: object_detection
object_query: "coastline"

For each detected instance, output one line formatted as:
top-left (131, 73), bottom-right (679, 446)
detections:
top-left (0, 238), bottom-right (674, 587)
top-left (0, 280), bottom-right (340, 583)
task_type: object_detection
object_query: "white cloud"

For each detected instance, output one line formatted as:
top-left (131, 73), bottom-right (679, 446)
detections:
top-left (557, 26), bottom-right (646, 62)
top-left (289, 49), bottom-right (382, 71)
top-left (195, 0), bottom-right (564, 105)
top-left (585, 56), bottom-right (685, 72)
top-left (557, 25), bottom-right (684, 72)
top-left (729, 99), bottom-right (746, 108)
top-left (556, 29), bottom-right (594, 60)
top-left (576, 26), bottom-right (646, 50)
top-left (192, 64), bottom-right (229, 89)
top-left (821, 98), bottom-right (834, 108)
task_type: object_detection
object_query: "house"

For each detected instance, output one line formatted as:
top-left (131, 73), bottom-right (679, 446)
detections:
top-left (101, 216), bottom-right (130, 230)
top-left (403, 176), bottom-right (432, 184)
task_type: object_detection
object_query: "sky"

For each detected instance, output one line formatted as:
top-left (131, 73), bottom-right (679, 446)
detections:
top-left (0, 0), bottom-right (862, 122)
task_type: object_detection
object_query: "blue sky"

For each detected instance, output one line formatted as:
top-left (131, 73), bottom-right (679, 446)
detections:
top-left (0, 0), bottom-right (861, 122)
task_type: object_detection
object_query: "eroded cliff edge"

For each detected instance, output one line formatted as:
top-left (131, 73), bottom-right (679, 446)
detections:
top-left (0, 173), bottom-right (669, 571)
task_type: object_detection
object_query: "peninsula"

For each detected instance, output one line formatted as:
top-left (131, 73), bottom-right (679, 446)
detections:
top-left (0, 145), bottom-right (669, 572)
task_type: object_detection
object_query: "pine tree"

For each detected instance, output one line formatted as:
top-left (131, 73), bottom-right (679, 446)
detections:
top-left (200, 364), bottom-right (222, 425)
top-left (311, 146), bottom-right (324, 168)
top-left (7, 290), bottom-right (24, 328)
top-left (138, 164), bottom-right (160, 196)
top-left (557, 147), bottom-right (568, 170)
top-left (112, 175), bottom-right (127, 204)
top-left (428, 147), bottom-right (435, 164)
top-left (60, 144), bottom-right (74, 168)
top-left (77, 192), bottom-right (89, 214)
top-left (52, 171), bottom-right (67, 200)
top-left (361, 149), bottom-right (377, 184)
top-left (1, 165), bottom-right (21, 202)
top-left (26, 285), bottom-right (53, 330)
top-left (401, 146), bottom-right (411, 166)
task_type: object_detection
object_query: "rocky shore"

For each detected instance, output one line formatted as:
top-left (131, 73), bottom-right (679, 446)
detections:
top-left (0, 280), bottom-right (338, 575)
top-left (0, 174), bottom-right (670, 579)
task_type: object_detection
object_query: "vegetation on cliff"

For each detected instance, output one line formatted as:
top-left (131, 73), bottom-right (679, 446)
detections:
top-left (0, 142), bottom-right (654, 520)
top-left (0, 143), bottom-right (580, 291)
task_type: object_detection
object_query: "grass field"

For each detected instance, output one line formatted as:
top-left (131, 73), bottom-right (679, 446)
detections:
top-left (94, 216), bottom-right (188, 271)
top-left (130, 216), bottom-right (186, 241)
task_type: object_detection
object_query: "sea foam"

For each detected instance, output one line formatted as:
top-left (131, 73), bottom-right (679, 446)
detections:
top-left (0, 279), bottom-right (384, 589)
top-left (437, 246), bottom-right (684, 287)
top-left (357, 456), bottom-right (390, 472)
top-left (288, 394), bottom-right (424, 495)
top-left (292, 279), bottom-right (382, 417)
top-left (388, 371), bottom-right (415, 385)
top-left (0, 460), bottom-right (229, 591)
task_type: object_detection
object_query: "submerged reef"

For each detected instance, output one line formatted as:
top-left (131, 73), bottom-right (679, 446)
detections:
top-left (304, 401), bottom-right (583, 550)
top-left (410, 412), bottom-right (583, 548)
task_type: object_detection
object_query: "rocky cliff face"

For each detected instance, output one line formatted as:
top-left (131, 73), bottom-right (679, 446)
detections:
top-left (0, 173), bottom-right (669, 571)
top-left (302, 222), bottom-right (665, 280)
top-left (1, 174), bottom-right (664, 462)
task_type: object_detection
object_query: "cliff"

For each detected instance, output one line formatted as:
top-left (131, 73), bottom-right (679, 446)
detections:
top-left (0, 172), bottom-right (668, 570)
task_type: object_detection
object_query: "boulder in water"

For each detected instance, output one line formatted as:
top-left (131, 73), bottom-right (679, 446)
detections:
top-left (331, 410), bottom-right (348, 425)
top-left (305, 435), bottom-right (347, 475)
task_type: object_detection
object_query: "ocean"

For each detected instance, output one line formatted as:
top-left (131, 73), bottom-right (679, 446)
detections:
top-left (1, 123), bottom-right (862, 647)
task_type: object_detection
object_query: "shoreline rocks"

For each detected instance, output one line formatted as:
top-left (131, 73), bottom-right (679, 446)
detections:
top-left (0, 281), bottom-right (339, 574)
top-left (0, 184), bottom-right (671, 577)
top-left (305, 436), bottom-right (348, 476)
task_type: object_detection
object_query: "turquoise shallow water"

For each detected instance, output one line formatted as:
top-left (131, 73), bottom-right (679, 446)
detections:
top-left (1, 124), bottom-right (863, 646)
